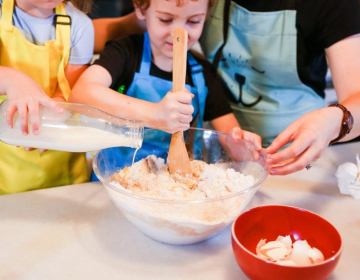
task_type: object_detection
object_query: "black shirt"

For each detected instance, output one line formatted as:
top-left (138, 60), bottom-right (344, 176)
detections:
top-left (226, 0), bottom-right (360, 98)
top-left (93, 34), bottom-right (233, 122)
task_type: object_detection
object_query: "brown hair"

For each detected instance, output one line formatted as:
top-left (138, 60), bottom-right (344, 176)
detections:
top-left (133, 0), bottom-right (216, 11)
top-left (65, 0), bottom-right (94, 14)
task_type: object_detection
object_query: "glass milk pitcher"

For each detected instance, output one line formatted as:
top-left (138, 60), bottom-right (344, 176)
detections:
top-left (0, 100), bottom-right (144, 152)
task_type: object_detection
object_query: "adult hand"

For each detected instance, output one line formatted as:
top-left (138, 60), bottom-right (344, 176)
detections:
top-left (264, 107), bottom-right (342, 175)
top-left (153, 90), bottom-right (194, 133)
top-left (4, 69), bottom-right (64, 135)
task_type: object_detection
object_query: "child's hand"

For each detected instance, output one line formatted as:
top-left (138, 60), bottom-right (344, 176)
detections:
top-left (229, 127), bottom-right (262, 150)
top-left (5, 71), bottom-right (64, 135)
top-left (226, 127), bottom-right (263, 161)
top-left (20, 147), bottom-right (48, 153)
top-left (153, 90), bottom-right (194, 133)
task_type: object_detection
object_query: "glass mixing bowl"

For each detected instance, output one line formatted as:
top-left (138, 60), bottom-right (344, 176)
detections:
top-left (93, 127), bottom-right (268, 245)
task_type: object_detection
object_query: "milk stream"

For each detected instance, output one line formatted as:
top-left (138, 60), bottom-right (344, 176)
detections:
top-left (0, 125), bottom-right (141, 152)
top-left (130, 147), bottom-right (140, 190)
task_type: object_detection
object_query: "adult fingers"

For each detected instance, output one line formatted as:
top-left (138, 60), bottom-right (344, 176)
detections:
top-left (265, 127), bottom-right (296, 154)
top-left (266, 134), bottom-right (310, 165)
top-left (269, 143), bottom-right (321, 175)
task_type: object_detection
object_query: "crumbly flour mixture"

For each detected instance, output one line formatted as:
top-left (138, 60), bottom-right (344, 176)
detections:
top-left (108, 155), bottom-right (257, 244)
top-left (110, 155), bottom-right (255, 200)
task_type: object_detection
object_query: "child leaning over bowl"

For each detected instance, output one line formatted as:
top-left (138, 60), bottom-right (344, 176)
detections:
top-left (70, 0), bottom-right (262, 179)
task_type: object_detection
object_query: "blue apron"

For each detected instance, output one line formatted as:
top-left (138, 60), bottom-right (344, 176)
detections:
top-left (92, 32), bottom-right (208, 181)
top-left (200, 0), bottom-right (325, 146)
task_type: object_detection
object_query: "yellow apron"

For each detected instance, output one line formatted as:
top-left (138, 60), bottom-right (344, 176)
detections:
top-left (0, 0), bottom-right (88, 195)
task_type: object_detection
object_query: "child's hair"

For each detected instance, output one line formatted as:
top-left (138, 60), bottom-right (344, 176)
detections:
top-left (133, 0), bottom-right (216, 12)
top-left (65, 0), bottom-right (93, 14)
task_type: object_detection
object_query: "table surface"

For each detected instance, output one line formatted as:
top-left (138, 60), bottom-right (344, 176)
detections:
top-left (1, 142), bottom-right (359, 280)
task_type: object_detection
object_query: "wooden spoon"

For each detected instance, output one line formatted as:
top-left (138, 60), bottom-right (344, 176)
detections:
top-left (167, 28), bottom-right (191, 176)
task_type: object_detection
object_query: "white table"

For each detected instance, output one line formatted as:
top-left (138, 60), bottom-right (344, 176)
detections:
top-left (1, 142), bottom-right (359, 280)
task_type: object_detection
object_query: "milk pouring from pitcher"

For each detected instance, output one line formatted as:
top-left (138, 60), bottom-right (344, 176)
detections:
top-left (0, 100), bottom-right (144, 152)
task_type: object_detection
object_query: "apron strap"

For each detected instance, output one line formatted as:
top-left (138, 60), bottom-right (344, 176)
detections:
top-left (55, 3), bottom-right (71, 101)
top-left (0, 0), bottom-right (14, 27)
top-left (188, 52), bottom-right (208, 127)
top-left (212, 0), bottom-right (231, 68)
top-left (139, 32), bottom-right (151, 74)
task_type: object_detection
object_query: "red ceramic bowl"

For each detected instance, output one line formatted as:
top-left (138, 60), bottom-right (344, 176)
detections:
top-left (232, 205), bottom-right (342, 280)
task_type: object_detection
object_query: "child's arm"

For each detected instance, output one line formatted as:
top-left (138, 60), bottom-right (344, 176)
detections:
top-left (52, 64), bottom-right (90, 102)
top-left (21, 64), bottom-right (90, 153)
top-left (210, 113), bottom-right (239, 134)
top-left (70, 65), bottom-right (194, 133)
top-left (210, 113), bottom-right (263, 163)
top-left (0, 66), bottom-right (63, 135)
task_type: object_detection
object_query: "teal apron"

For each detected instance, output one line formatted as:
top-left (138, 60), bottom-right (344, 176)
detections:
top-left (200, 0), bottom-right (325, 146)
top-left (91, 32), bottom-right (208, 180)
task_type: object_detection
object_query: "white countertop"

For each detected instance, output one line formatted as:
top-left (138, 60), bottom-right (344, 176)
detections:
top-left (1, 142), bottom-right (360, 280)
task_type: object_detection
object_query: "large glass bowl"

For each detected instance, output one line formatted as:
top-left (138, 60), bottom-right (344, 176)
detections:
top-left (93, 127), bottom-right (268, 245)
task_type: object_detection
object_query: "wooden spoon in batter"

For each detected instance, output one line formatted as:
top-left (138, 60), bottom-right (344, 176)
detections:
top-left (167, 28), bottom-right (191, 176)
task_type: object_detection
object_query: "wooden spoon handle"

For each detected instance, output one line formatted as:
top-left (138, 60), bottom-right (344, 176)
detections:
top-left (173, 28), bottom-right (187, 92)
top-left (167, 28), bottom-right (191, 176)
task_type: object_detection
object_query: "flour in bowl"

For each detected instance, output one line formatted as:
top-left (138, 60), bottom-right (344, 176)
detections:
top-left (110, 155), bottom-right (255, 200)
top-left (107, 155), bottom-right (258, 245)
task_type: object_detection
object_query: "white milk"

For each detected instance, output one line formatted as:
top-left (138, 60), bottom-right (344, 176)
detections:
top-left (0, 126), bottom-right (142, 152)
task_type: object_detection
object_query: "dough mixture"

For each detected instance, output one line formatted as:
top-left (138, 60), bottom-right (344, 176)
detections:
top-left (111, 155), bottom-right (255, 200)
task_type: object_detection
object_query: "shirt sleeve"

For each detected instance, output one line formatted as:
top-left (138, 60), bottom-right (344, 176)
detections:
top-left (315, 0), bottom-right (360, 49)
top-left (93, 35), bottom-right (142, 90)
top-left (92, 39), bottom-right (128, 89)
top-left (66, 3), bottom-right (94, 65)
top-left (197, 59), bottom-right (233, 121)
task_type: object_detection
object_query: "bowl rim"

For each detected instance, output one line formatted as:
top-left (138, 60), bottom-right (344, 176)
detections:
top-left (93, 128), bottom-right (269, 204)
top-left (231, 204), bottom-right (343, 268)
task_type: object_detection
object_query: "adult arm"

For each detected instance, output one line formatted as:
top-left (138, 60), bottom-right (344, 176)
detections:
top-left (327, 34), bottom-right (360, 140)
top-left (93, 12), bottom-right (146, 54)
top-left (265, 34), bottom-right (360, 175)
